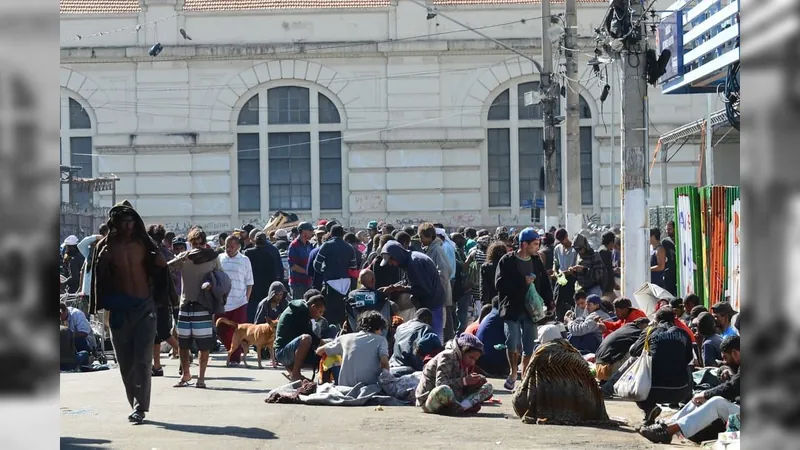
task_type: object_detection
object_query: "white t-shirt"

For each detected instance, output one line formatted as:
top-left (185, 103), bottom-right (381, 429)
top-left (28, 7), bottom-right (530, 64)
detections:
top-left (219, 252), bottom-right (254, 312)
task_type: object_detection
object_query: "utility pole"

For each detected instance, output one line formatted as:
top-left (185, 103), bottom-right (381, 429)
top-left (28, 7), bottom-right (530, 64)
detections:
top-left (541, 0), bottom-right (559, 230)
top-left (618, 0), bottom-right (649, 299)
top-left (563, 0), bottom-right (582, 238)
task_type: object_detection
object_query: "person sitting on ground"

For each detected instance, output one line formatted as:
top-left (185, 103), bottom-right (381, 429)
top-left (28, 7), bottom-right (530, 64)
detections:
top-left (682, 294), bottom-right (701, 325)
top-left (475, 297), bottom-right (509, 378)
top-left (564, 294), bottom-right (611, 354)
top-left (254, 281), bottom-right (289, 324)
top-left (710, 301), bottom-right (739, 338)
top-left (596, 317), bottom-right (650, 385)
top-left (316, 310), bottom-right (390, 387)
top-left (390, 308), bottom-right (435, 375)
top-left (346, 269), bottom-right (392, 338)
top-left (415, 333), bottom-right (494, 416)
top-left (695, 312), bottom-right (723, 368)
top-left (566, 291), bottom-right (589, 321)
top-left (639, 335), bottom-right (740, 444)
top-left (465, 303), bottom-right (492, 336)
top-left (630, 306), bottom-right (694, 428)
top-left (599, 297), bottom-right (647, 337)
top-left (60, 301), bottom-right (95, 353)
top-left (274, 294), bottom-right (327, 381)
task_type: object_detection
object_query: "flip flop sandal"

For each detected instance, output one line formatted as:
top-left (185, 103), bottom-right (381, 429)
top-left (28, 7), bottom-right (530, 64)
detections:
top-left (173, 379), bottom-right (194, 388)
top-left (151, 367), bottom-right (164, 377)
top-left (503, 378), bottom-right (515, 391)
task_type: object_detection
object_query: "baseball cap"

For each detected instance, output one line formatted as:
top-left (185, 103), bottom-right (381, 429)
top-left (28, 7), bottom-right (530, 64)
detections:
top-left (669, 297), bottom-right (684, 309)
top-left (586, 294), bottom-right (602, 305)
top-left (274, 229), bottom-right (288, 239)
top-left (710, 301), bottom-right (737, 316)
top-left (63, 235), bottom-right (79, 246)
top-left (518, 227), bottom-right (539, 243)
top-left (297, 222), bottom-right (314, 232)
top-left (315, 225), bottom-right (327, 233)
top-left (536, 324), bottom-right (562, 344)
top-left (367, 221), bottom-right (378, 230)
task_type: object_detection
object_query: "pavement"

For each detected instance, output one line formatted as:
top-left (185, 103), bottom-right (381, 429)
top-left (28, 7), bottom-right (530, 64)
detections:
top-left (61, 352), bottom-right (698, 450)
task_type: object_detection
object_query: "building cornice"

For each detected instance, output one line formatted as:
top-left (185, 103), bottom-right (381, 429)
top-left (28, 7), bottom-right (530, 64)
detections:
top-left (95, 143), bottom-right (232, 154)
top-left (60, 37), bottom-right (596, 63)
top-left (347, 139), bottom-right (483, 150)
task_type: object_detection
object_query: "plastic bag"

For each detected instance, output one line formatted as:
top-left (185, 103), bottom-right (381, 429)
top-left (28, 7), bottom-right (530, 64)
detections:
top-left (613, 328), bottom-right (654, 401)
top-left (525, 283), bottom-right (546, 322)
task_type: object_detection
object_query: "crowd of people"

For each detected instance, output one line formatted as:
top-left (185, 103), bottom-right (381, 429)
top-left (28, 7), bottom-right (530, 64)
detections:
top-left (58, 203), bottom-right (740, 446)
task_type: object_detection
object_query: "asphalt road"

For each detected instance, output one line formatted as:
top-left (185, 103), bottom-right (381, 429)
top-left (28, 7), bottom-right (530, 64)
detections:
top-left (60, 352), bottom-right (695, 449)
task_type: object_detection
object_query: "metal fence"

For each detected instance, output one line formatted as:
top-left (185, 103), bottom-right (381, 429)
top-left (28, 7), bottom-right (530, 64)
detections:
top-left (60, 203), bottom-right (109, 242)
top-left (649, 206), bottom-right (675, 234)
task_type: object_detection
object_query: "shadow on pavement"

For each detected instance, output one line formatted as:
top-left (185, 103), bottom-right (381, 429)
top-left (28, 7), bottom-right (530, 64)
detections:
top-left (61, 437), bottom-right (112, 449)
top-left (163, 376), bottom-right (255, 382)
top-left (146, 421), bottom-right (277, 439)
top-left (206, 386), bottom-right (268, 394)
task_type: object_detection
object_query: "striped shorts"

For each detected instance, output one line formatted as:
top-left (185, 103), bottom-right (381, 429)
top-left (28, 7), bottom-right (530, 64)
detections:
top-left (176, 302), bottom-right (215, 351)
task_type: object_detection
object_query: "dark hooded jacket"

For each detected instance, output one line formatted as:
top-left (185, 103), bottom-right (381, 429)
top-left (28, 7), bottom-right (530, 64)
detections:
top-left (254, 281), bottom-right (289, 324)
top-left (89, 200), bottom-right (178, 314)
top-left (244, 242), bottom-right (284, 304)
top-left (382, 241), bottom-right (444, 310)
top-left (389, 318), bottom-right (434, 370)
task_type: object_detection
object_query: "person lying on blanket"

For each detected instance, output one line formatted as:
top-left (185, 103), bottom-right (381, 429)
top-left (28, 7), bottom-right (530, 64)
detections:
top-left (414, 333), bottom-right (494, 415)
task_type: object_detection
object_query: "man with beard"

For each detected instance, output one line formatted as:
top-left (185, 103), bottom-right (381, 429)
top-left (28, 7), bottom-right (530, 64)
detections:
top-left (570, 234), bottom-right (606, 298)
top-left (90, 201), bottom-right (173, 424)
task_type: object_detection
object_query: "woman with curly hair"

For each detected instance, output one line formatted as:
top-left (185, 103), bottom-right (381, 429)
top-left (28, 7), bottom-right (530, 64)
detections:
top-left (315, 310), bottom-right (390, 387)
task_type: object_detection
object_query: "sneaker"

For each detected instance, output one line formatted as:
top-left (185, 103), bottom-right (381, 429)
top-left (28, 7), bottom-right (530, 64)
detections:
top-left (638, 423), bottom-right (672, 444)
top-left (644, 405), bottom-right (662, 426)
top-left (127, 410), bottom-right (145, 425)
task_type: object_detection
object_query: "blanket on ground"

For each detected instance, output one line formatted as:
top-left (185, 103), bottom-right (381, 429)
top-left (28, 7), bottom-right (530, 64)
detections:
top-left (265, 374), bottom-right (418, 406)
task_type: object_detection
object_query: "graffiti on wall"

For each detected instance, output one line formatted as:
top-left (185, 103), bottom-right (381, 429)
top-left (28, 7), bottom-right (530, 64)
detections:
top-left (351, 194), bottom-right (386, 213)
top-left (496, 214), bottom-right (520, 226)
top-left (164, 220), bottom-right (231, 235)
top-left (445, 213), bottom-right (478, 227)
top-left (394, 217), bottom-right (428, 226)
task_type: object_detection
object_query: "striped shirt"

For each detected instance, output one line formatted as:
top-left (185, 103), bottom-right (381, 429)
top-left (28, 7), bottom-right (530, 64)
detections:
top-left (469, 247), bottom-right (487, 298)
top-left (219, 252), bottom-right (254, 312)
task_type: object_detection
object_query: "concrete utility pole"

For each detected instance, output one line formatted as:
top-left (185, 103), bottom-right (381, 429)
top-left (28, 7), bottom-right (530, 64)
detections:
top-left (618, 0), bottom-right (649, 299)
top-left (563, 0), bottom-right (582, 238)
top-left (541, 0), bottom-right (560, 230)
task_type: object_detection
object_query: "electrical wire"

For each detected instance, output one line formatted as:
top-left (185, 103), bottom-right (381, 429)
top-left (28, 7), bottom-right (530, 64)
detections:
top-left (61, 13), bottom-right (180, 44)
top-left (62, 14), bottom-right (558, 64)
top-left (724, 61), bottom-right (740, 130)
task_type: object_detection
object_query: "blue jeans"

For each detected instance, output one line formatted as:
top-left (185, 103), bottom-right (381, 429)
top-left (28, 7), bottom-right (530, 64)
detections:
top-left (456, 292), bottom-right (471, 334)
top-left (504, 316), bottom-right (537, 356)
top-left (430, 306), bottom-right (445, 343)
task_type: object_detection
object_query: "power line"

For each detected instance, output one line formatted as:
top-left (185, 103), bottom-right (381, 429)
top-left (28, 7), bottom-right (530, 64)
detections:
top-left (61, 13), bottom-right (180, 44)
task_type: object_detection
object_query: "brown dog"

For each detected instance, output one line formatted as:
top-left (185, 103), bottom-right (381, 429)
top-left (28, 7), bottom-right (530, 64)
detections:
top-left (215, 317), bottom-right (277, 369)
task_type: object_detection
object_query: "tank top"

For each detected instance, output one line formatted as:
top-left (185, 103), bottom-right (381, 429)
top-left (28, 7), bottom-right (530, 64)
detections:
top-left (650, 246), bottom-right (664, 287)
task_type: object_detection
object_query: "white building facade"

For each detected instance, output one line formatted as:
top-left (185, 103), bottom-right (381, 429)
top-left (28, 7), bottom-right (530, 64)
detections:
top-left (60, 0), bottom-right (719, 234)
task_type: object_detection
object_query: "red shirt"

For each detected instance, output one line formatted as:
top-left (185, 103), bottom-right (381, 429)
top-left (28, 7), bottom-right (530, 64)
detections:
top-left (602, 308), bottom-right (647, 337)
top-left (465, 322), bottom-right (480, 336)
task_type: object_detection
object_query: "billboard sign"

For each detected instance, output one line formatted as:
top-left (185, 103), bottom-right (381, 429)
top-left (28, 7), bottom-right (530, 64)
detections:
top-left (656, 11), bottom-right (684, 83)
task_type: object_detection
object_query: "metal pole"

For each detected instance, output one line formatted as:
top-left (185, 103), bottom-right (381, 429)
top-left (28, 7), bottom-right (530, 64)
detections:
top-left (705, 94), bottom-right (715, 185)
top-left (541, 0), bottom-right (559, 230)
top-left (610, 60), bottom-right (616, 225)
top-left (619, 0), bottom-right (649, 299)
top-left (563, 0), bottom-right (582, 238)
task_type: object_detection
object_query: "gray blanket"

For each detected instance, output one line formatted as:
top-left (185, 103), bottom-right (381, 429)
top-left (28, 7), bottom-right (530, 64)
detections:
top-left (266, 371), bottom-right (422, 407)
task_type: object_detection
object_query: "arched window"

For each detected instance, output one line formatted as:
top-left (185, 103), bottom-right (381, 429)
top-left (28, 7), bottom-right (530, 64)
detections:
top-left (235, 86), bottom-right (343, 213)
top-left (60, 92), bottom-right (93, 208)
top-left (487, 82), bottom-right (594, 207)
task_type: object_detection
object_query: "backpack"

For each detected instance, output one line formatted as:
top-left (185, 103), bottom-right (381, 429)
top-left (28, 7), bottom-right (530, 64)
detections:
top-left (280, 250), bottom-right (290, 281)
top-left (466, 252), bottom-right (481, 291)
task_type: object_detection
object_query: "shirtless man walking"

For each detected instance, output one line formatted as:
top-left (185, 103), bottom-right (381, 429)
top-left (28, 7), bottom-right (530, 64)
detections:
top-left (90, 201), bottom-right (167, 424)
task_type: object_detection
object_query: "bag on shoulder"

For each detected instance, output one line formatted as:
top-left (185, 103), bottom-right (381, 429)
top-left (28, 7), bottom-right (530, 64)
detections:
top-left (613, 327), bottom-right (654, 401)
